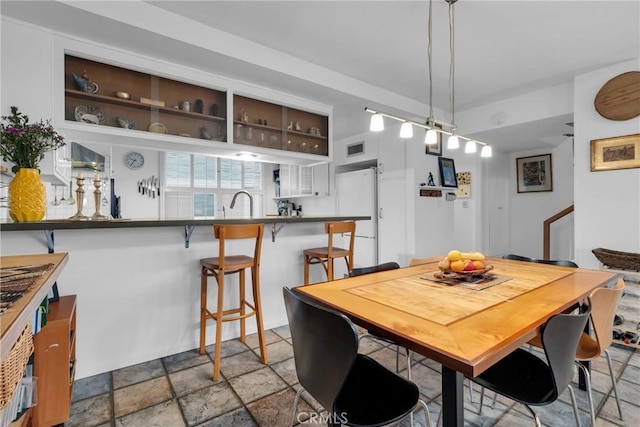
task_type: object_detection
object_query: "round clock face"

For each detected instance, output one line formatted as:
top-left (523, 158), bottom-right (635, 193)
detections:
top-left (124, 151), bottom-right (144, 169)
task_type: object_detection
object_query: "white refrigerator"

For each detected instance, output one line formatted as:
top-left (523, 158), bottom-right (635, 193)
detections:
top-left (336, 168), bottom-right (378, 268)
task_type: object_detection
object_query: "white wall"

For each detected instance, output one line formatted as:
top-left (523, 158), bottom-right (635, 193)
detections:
top-left (574, 59), bottom-right (640, 269)
top-left (507, 139), bottom-right (575, 259)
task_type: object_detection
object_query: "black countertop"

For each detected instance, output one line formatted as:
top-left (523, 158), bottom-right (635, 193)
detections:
top-left (0, 216), bottom-right (371, 231)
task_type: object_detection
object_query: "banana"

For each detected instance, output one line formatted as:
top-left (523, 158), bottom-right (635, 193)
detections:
top-left (461, 252), bottom-right (485, 261)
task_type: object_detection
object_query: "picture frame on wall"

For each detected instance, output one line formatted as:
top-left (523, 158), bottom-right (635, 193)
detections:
top-left (438, 157), bottom-right (458, 188)
top-left (425, 132), bottom-right (442, 156)
top-left (516, 154), bottom-right (553, 193)
top-left (590, 133), bottom-right (640, 172)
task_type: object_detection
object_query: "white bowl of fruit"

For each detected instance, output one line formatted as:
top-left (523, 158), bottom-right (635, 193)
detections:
top-left (438, 250), bottom-right (493, 276)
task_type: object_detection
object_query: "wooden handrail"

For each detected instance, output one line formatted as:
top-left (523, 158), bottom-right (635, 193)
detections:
top-left (543, 205), bottom-right (574, 260)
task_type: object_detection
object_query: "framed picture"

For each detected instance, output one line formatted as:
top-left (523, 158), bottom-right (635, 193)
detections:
top-left (590, 133), bottom-right (640, 172)
top-left (516, 154), bottom-right (553, 193)
top-left (438, 157), bottom-right (458, 188)
top-left (454, 171), bottom-right (471, 198)
top-left (425, 132), bottom-right (442, 156)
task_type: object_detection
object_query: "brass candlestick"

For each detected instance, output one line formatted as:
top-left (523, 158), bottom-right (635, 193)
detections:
top-left (68, 175), bottom-right (89, 220)
top-left (92, 176), bottom-right (109, 220)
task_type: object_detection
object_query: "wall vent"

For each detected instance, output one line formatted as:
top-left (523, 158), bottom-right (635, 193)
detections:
top-left (346, 142), bottom-right (365, 157)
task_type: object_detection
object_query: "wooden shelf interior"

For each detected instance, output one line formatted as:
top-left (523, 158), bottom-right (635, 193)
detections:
top-left (65, 55), bottom-right (227, 140)
top-left (233, 94), bottom-right (328, 155)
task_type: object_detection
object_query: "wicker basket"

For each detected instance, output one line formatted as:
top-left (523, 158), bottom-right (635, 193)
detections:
top-left (0, 322), bottom-right (33, 410)
top-left (592, 248), bottom-right (640, 272)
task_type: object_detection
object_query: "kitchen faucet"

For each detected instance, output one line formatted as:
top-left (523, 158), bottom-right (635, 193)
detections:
top-left (230, 190), bottom-right (254, 217)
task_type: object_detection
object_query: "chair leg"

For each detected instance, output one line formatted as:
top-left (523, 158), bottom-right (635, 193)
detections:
top-left (416, 399), bottom-right (432, 427)
top-left (213, 272), bottom-right (225, 381)
top-left (478, 386), bottom-right (485, 415)
top-left (328, 257), bottom-right (334, 281)
top-left (468, 380), bottom-right (474, 403)
top-left (304, 255), bottom-right (310, 285)
top-left (199, 269), bottom-right (208, 354)
top-left (290, 387), bottom-right (304, 427)
top-left (567, 384), bottom-right (582, 427)
top-left (239, 269), bottom-right (246, 342)
top-left (490, 391), bottom-right (497, 409)
top-left (522, 404), bottom-right (543, 427)
top-left (605, 349), bottom-right (624, 420)
top-left (252, 266), bottom-right (268, 364)
top-left (575, 362), bottom-right (595, 427)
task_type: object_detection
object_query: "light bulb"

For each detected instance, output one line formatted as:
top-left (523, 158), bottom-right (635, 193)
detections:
top-left (370, 114), bottom-right (384, 131)
top-left (400, 122), bottom-right (413, 138)
top-left (464, 140), bottom-right (477, 153)
top-left (447, 134), bottom-right (459, 149)
top-left (424, 129), bottom-right (438, 145)
top-left (481, 145), bottom-right (493, 157)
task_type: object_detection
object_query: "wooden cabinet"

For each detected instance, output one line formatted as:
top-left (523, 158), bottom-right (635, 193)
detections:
top-left (33, 295), bottom-right (77, 427)
top-left (233, 95), bottom-right (328, 156)
top-left (64, 55), bottom-right (227, 141)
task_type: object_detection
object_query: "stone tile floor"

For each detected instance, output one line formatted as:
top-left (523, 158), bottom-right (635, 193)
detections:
top-left (69, 325), bottom-right (640, 426)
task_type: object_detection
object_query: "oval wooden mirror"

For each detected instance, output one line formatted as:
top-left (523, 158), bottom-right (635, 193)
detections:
top-left (594, 71), bottom-right (640, 121)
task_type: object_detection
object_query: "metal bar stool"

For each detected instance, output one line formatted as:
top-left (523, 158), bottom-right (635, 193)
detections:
top-left (303, 221), bottom-right (355, 285)
top-left (200, 223), bottom-right (268, 381)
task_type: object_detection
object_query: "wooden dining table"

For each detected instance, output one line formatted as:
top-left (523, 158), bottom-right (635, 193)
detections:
top-left (295, 257), bottom-right (619, 427)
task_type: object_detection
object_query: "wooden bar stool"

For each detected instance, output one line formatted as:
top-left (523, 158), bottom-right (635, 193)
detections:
top-left (303, 221), bottom-right (356, 285)
top-left (199, 223), bottom-right (267, 381)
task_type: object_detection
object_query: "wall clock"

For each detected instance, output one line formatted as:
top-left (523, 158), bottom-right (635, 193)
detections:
top-left (124, 151), bottom-right (144, 170)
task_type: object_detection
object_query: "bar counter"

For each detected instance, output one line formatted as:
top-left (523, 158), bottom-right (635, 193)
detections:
top-left (0, 215), bottom-right (371, 380)
top-left (0, 215), bottom-right (370, 231)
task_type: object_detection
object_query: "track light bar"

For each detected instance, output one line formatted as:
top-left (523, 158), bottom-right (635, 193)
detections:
top-left (365, 107), bottom-right (492, 156)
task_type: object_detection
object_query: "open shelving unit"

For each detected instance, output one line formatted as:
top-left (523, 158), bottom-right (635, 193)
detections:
top-left (64, 55), bottom-right (227, 141)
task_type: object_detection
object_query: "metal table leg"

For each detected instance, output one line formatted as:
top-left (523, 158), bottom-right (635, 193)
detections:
top-left (441, 366), bottom-right (464, 427)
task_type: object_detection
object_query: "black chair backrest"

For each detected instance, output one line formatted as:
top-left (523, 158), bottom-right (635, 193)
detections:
top-left (541, 298), bottom-right (591, 398)
top-left (502, 254), bottom-right (534, 262)
top-left (349, 261), bottom-right (400, 277)
top-left (534, 259), bottom-right (579, 268)
top-left (503, 254), bottom-right (578, 268)
top-left (283, 287), bottom-right (358, 411)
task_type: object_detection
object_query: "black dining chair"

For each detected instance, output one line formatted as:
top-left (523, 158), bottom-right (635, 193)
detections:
top-left (283, 287), bottom-right (431, 427)
top-left (349, 261), bottom-right (401, 277)
top-left (502, 253), bottom-right (535, 262)
top-left (471, 299), bottom-right (592, 427)
top-left (349, 262), bottom-right (408, 374)
top-left (502, 253), bottom-right (578, 268)
top-left (533, 258), bottom-right (579, 268)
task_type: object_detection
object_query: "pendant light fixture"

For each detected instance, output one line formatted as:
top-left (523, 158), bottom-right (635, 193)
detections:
top-left (370, 113), bottom-right (384, 131)
top-left (424, 0), bottom-right (438, 146)
top-left (366, 0), bottom-right (492, 157)
top-left (464, 139), bottom-right (477, 153)
top-left (481, 144), bottom-right (492, 157)
top-left (446, 0), bottom-right (459, 150)
top-left (400, 122), bottom-right (413, 138)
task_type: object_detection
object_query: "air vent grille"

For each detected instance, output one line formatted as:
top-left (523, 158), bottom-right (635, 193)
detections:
top-left (347, 142), bottom-right (364, 157)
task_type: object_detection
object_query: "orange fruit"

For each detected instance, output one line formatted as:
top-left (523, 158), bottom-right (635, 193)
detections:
top-left (450, 261), bottom-right (465, 272)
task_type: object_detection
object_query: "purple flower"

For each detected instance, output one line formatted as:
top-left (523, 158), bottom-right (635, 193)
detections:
top-left (6, 126), bottom-right (25, 136)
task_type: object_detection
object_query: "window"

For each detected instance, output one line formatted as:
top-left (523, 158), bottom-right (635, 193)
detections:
top-left (164, 153), bottom-right (264, 218)
top-left (279, 164), bottom-right (313, 196)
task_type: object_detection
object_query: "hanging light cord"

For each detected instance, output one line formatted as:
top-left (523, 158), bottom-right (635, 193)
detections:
top-left (448, 0), bottom-right (455, 129)
top-left (427, 0), bottom-right (433, 121)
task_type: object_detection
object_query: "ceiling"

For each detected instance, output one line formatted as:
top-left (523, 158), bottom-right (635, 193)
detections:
top-left (2, 1), bottom-right (639, 153)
